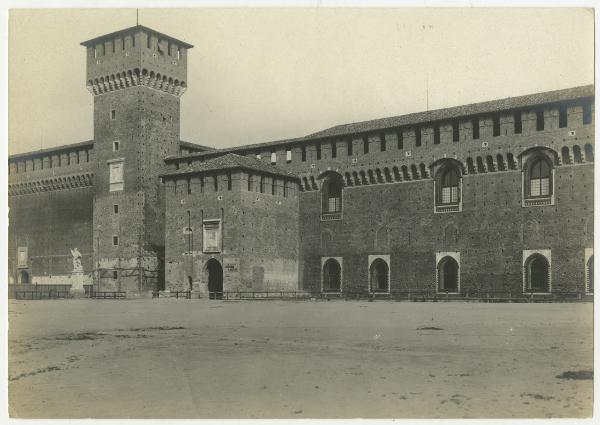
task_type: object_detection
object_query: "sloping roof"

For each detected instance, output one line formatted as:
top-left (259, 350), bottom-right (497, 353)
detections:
top-left (180, 140), bottom-right (215, 152)
top-left (164, 85), bottom-right (594, 163)
top-left (160, 153), bottom-right (299, 179)
top-left (8, 140), bottom-right (94, 161)
top-left (80, 25), bottom-right (193, 49)
top-left (305, 85), bottom-right (595, 139)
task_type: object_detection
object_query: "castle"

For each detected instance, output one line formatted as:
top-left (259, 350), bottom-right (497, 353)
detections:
top-left (8, 25), bottom-right (595, 298)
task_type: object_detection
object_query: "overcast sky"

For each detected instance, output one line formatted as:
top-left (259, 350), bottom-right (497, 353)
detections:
top-left (8, 8), bottom-right (594, 155)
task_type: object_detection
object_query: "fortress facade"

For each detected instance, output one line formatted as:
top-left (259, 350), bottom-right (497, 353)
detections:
top-left (8, 25), bottom-right (595, 298)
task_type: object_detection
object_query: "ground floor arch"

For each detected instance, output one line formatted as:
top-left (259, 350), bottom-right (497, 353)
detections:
top-left (18, 270), bottom-right (30, 284)
top-left (525, 254), bottom-right (550, 293)
top-left (587, 255), bottom-right (593, 293)
top-left (369, 258), bottom-right (389, 292)
top-left (205, 259), bottom-right (223, 299)
top-left (323, 258), bottom-right (341, 292)
top-left (437, 256), bottom-right (458, 292)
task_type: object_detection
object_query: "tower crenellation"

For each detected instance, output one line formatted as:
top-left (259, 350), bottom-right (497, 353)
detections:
top-left (82, 25), bottom-right (191, 98)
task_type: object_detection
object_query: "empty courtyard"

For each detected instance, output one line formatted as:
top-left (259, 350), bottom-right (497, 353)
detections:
top-left (8, 299), bottom-right (593, 419)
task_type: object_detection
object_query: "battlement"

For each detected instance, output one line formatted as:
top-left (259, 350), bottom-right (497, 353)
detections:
top-left (82, 25), bottom-right (192, 97)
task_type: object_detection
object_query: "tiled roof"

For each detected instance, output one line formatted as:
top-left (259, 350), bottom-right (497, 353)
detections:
top-left (160, 153), bottom-right (299, 179)
top-left (8, 140), bottom-right (94, 161)
top-left (179, 140), bottom-right (215, 152)
top-left (165, 84), bottom-right (594, 162)
top-left (305, 84), bottom-right (595, 139)
top-left (80, 25), bottom-right (194, 49)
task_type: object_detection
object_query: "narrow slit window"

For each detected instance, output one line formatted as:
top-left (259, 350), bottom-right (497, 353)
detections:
top-left (316, 144), bottom-right (322, 160)
top-left (113, 204), bottom-right (119, 214)
top-left (331, 142), bottom-right (337, 158)
top-left (301, 146), bottom-right (307, 162)
top-left (398, 131), bottom-right (404, 149)
top-left (213, 176), bottom-right (218, 192)
top-left (559, 105), bottom-right (568, 128)
top-left (536, 109), bottom-right (544, 131)
top-left (112, 235), bottom-right (119, 246)
top-left (514, 111), bottom-right (522, 134)
top-left (363, 138), bottom-right (369, 153)
top-left (110, 109), bottom-right (116, 120)
top-left (452, 121), bottom-right (459, 142)
top-left (434, 125), bottom-right (440, 145)
top-left (583, 103), bottom-right (592, 125)
top-left (415, 128), bottom-right (421, 147)
top-left (347, 140), bottom-right (353, 156)
top-left (493, 115), bottom-right (500, 137)
top-left (472, 118), bottom-right (480, 140)
top-left (380, 134), bottom-right (387, 151)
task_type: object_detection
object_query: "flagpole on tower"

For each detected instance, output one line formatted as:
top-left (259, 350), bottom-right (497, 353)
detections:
top-left (136, 9), bottom-right (139, 26)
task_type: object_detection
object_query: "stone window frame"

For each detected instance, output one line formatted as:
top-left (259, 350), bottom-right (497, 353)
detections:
top-left (521, 151), bottom-right (555, 208)
top-left (436, 251), bottom-right (460, 294)
top-left (320, 171), bottom-right (344, 221)
top-left (321, 256), bottom-right (343, 294)
top-left (432, 159), bottom-right (463, 214)
top-left (112, 235), bottom-right (119, 246)
top-left (585, 248), bottom-right (593, 294)
top-left (368, 254), bottom-right (391, 294)
top-left (522, 249), bottom-right (552, 294)
top-left (202, 219), bottom-right (222, 254)
top-left (108, 158), bottom-right (125, 192)
top-left (112, 140), bottom-right (120, 152)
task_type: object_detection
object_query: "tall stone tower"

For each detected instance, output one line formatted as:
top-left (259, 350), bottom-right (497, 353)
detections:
top-left (81, 26), bottom-right (193, 293)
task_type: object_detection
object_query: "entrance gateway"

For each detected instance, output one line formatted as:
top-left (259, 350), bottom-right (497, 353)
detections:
top-left (206, 259), bottom-right (223, 299)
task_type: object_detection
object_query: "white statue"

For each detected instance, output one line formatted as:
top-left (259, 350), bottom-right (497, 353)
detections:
top-left (70, 248), bottom-right (83, 274)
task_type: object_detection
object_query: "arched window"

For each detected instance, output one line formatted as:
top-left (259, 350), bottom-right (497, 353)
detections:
top-left (437, 257), bottom-right (458, 292)
top-left (323, 259), bottom-right (341, 292)
top-left (435, 164), bottom-right (462, 213)
top-left (370, 259), bottom-right (389, 292)
top-left (525, 254), bottom-right (550, 293)
top-left (527, 157), bottom-right (551, 198)
top-left (321, 173), bottom-right (343, 220)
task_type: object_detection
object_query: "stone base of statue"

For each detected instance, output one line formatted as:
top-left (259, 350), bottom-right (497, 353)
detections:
top-left (69, 272), bottom-right (92, 297)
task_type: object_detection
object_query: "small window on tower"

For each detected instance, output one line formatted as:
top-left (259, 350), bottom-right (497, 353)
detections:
top-left (112, 270), bottom-right (118, 280)
top-left (113, 204), bottom-right (119, 214)
top-left (113, 141), bottom-right (120, 152)
top-left (286, 149), bottom-right (292, 162)
top-left (112, 235), bottom-right (119, 246)
top-left (110, 109), bottom-right (116, 120)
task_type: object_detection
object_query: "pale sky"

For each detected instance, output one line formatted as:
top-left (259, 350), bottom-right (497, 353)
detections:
top-left (8, 8), bottom-right (594, 155)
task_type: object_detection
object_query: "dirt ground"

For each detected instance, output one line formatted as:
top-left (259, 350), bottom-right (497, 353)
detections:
top-left (7, 299), bottom-right (593, 419)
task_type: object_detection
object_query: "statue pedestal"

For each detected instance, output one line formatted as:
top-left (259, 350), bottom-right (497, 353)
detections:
top-left (69, 272), bottom-right (91, 297)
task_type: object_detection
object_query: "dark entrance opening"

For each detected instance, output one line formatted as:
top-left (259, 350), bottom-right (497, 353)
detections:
top-left (587, 255), bottom-right (594, 293)
top-left (438, 257), bottom-right (458, 292)
top-left (206, 259), bottom-right (223, 299)
top-left (526, 254), bottom-right (549, 292)
top-left (370, 259), bottom-right (389, 292)
top-left (323, 259), bottom-right (341, 292)
top-left (187, 276), bottom-right (193, 292)
top-left (19, 270), bottom-right (30, 285)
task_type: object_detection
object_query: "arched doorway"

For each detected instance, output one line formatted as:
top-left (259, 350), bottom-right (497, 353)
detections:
top-left (587, 255), bottom-right (594, 293)
top-left (323, 259), bottom-right (341, 292)
top-left (205, 259), bottom-right (223, 299)
top-left (438, 257), bottom-right (458, 292)
top-left (370, 259), bottom-right (389, 292)
top-left (526, 254), bottom-right (549, 292)
top-left (19, 270), bottom-right (30, 285)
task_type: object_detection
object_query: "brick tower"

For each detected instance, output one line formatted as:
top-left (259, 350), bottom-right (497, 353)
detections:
top-left (81, 26), bottom-right (193, 294)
